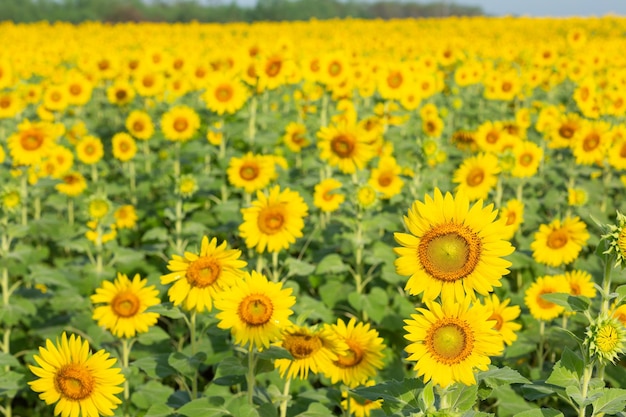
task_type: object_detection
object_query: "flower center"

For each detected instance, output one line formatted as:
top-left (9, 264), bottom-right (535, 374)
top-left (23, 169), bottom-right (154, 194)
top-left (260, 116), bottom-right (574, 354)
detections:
top-left (597, 324), bottom-right (620, 353)
top-left (173, 117), bottom-right (188, 132)
top-left (501, 81), bottom-right (512, 92)
top-left (119, 141), bottom-right (130, 152)
top-left (20, 132), bottom-right (44, 151)
top-left (378, 172), bottom-right (394, 187)
top-left (328, 61), bottom-right (342, 76)
top-left (418, 223), bottom-right (481, 282)
top-left (143, 75), bottom-right (154, 88)
top-left (466, 167), bottom-right (485, 187)
top-left (486, 131), bottom-right (499, 144)
top-left (70, 84), bottom-right (82, 95)
top-left (427, 321), bottom-right (473, 364)
top-left (559, 125), bottom-right (575, 139)
top-left (54, 364), bottom-right (95, 401)
top-left (331, 134), bottom-right (355, 158)
top-left (112, 291), bottom-right (140, 318)
top-left (519, 153), bottom-right (534, 167)
top-left (186, 257), bottom-right (222, 288)
top-left (488, 312), bottom-right (504, 331)
top-left (265, 59), bottom-right (282, 77)
top-left (239, 163), bottom-right (259, 181)
top-left (238, 294), bottom-right (273, 326)
top-left (0, 97), bottom-right (9, 108)
top-left (283, 332), bottom-right (322, 359)
top-left (215, 85), bottom-right (234, 102)
top-left (51, 92), bottom-right (62, 102)
top-left (334, 341), bottom-right (364, 368)
top-left (133, 120), bottom-right (145, 132)
top-left (257, 207), bottom-right (285, 235)
top-left (505, 211), bottom-right (517, 225)
top-left (582, 133), bottom-right (600, 152)
top-left (547, 229), bottom-right (568, 249)
top-left (387, 72), bottom-right (403, 88)
top-left (115, 89), bottom-right (127, 100)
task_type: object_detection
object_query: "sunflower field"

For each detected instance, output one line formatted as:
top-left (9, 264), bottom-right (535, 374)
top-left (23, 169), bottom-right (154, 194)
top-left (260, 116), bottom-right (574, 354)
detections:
top-left (2, 15), bottom-right (626, 417)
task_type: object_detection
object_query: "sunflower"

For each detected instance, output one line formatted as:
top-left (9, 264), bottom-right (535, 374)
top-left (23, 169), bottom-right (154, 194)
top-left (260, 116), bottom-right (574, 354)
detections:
top-left (404, 296), bottom-right (504, 388)
top-left (65, 72), bottom-right (93, 107)
top-left (76, 136), bottom-right (104, 165)
top-left (611, 304), bottom-right (626, 327)
top-left (239, 186), bottom-right (308, 253)
top-left (422, 115), bottom-right (444, 138)
top-left (368, 156), bottom-right (404, 200)
top-left (227, 153), bottom-right (275, 194)
top-left (274, 325), bottom-right (348, 380)
top-left (317, 122), bottom-right (376, 174)
top-left (111, 133), bottom-right (137, 163)
top-left (394, 188), bottom-right (514, 302)
top-left (43, 84), bottom-right (68, 112)
top-left (55, 171), bottom-right (87, 197)
top-left (475, 121), bottom-right (509, 154)
top-left (177, 174), bottom-right (198, 198)
top-left (161, 105), bottom-right (201, 142)
top-left (0, 91), bottom-right (24, 119)
top-left (497, 199), bottom-right (524, 240)
top-left (547, 112), bottom-right (582, 149)
top-left (571, 120), bottom-right (611, 166)
top-left (608, 136), bottom-right (626, 171)
top-left (125, 110), bottom-right (154, 141)
top-left (7, 119), bottom-right (56, 167)
top-left (133, 70), bottom-right (165, 97)
top-left (377, 64), bottom-right (410, 100)
top-left (530, 216), bottom-right (589, 267)
top-left (214, 270), bottom-right (295, 351)
top-left (313, 178), bottom-right (345, 213)
top-left (114, 205), bottom-right (138, 229)
top-left (1, 187), bottom-right (21, 213)
top-left (524, 275), bottom-right (570, 321)
top-left (326, 318), bottom-right (386, 388)
top-left (283, 122), bottom-right (309, 152)
top-left (511, 141), bottom-right (543, 178)
top-left (564, 270), bottom-right (597, 299)
top-left (106, 79), bottom-right (136, 106)
top-left (356, 184), bottom-right (378, 209)
top-left (585, 314), bottom-right (626, 365)
top-left (49, 146), bottom-right (74, 177)
top-left (91, 273), bottom-right (160, 338)
top-left (202, 75), bottom-right (249, 115)
top-left (568, 188), bottom-right (588, 207)
top-left (160, 236), bottom-right (247, 313)
top-left (452, 153), bottom-right (500, 201)
top-left (482, 294), bottom-right (521, 346)
top-left (28, 332), bottom-right (125, 417)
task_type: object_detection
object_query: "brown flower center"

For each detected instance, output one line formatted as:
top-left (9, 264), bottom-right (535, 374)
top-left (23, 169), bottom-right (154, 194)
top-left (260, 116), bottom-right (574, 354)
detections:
top-left (115, 89), bottom-right (127, 101)
top-left (173, 117), bottom-right (188, 132)
top-left (387, 72), bottom-right (403, 88)
top-left (70, 84), bottom-right (82, 95)
top-left (133, 120), bottom-right (145, 132)
top-left (466, 167), bottom-right (485, 187)
top-left (330, 134), bottom-right (356, 158)
top-left (283, 332), bottom-right (322, 359)
top-left (238, 294), bottom-right (273, 326)
top-left (55, 364), bottom-right (95, 401)
top-left (559, 124), bottom-right (575, 139)
top-left (546, 229), bottom-right (568, 249)
top-left (215, 85), bottom-right (234, 102)
top-left (582, 133), bottom-right (600, 152)
top-left (265, 58), bottom-right (282, 77)
top-left (257, 207), bottom-right (285, 235)
top-left (20, 131), bottom-right (44, 151)
top-left (186, 257), bottom-right (222, 288)
top-left (112, 291), bottom-right (140, 318)
top-left (239, 163), bottom-right (259, 181)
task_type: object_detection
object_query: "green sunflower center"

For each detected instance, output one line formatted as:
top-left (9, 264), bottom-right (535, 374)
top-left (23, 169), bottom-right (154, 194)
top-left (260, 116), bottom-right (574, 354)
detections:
top-left (55, 364), bottom-right (95, 401)
top-left (238, 294), bottom-right (273, 326)
top-left (283, 332), bottom-right (322, 359)
top-left (597, 324), bottom-right (620, 354)
top-left (428, 321), bottom-right (473, 364)
top-left (112, 291), bottom-right (140, 318)
top-left (419, 223), bottom-right (481, 282)
top-left (187, 257), bottom-right (222, 288)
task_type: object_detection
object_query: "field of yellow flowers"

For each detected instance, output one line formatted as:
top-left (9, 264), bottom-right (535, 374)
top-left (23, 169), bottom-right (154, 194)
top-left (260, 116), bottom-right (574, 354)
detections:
top-left (2, 15), bottom-right (626, 417)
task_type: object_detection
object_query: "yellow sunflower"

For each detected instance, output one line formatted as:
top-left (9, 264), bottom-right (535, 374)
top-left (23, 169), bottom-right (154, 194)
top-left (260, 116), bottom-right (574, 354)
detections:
top-left (452, 153), bottom-right (500, 202)
top-left (274, 325), bottom-right (348, 380)
top-left (475, 121), bottom-right (509, 153)
top-left (326, 317), bottom-right (386, 388)
top-left (368, 156), bottom-right (404, 200)
top-left (497, 199), bottom-right (524, 240)
top-left (76, 136), bottom-right (104, 165)
top-left (283, 122), bottom-right (309, 152)
top-left (313, 178), bottom-right (345, 213)
top-left (160, 236), bottom-right (247, 313)
top-left (214, 270), bottom-right (295, 351)
top-left (317, 122), bottom-right (376, 174)
top-left (28, 332), bottom-right (125, 417)
top-left (524, 275), bottom-right (570, 321)
top-left (7, 119), bottom-right (56, 167)
top-left (0, 91), bottom-right (24, 119)
top-left (114, 205), bottom-right (138, 229)
top-left (530, 216), bottom-right (589, 267)
top-left (571, 120), bottom-right (611, 166)
top-left (564, 270), bottom-right (597, 299)
top-left (227, 153), bottom-right (275, 194)
top-left (106, 79), bottom-right (136, 106)
top-left (202, 75), bottom-right (249, 115)
top-left (161, 105), bottom-right (201, 142)
top-left (404, 296), bottom-right (504, 388)
top-left (394, 188), bottom-right (514, 302)
top-left (125, 110), bottom-right (154, 141)
top-left (65, 72), bottom-right (94, 107)
top-left (511, 141), bottom-right (543, 178)
top-left (239, 186), bottom-right (308, 253)
top-left (55, 171), bottom-right (87, 197)
top-left (111, 132), bottom-right (137, 163)
top-left (482, 294), bottom-right (521, 346)
top-left (43, 84), bottom-right (68, 112)
top-left (91, 273), bottom-right (160, 339)
top-left (48, 146), bottom-right (74, 177)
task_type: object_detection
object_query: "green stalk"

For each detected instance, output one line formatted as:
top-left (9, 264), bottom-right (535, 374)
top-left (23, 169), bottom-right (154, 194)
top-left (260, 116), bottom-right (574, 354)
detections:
top-left (121, 338), bottom-right (131, 417)
top-left (189, 311), bottom-right (198, 399)
top-left (247, 348), bottom-right (257, 405)
top-left (67, 198), bottom-right (74, 226)
top-left (142, 140), bottom-right (151, 174)
top-left (248, 95), bottom-right (257, 145)
top-left (279, 376), bottom-right (291, 417)
top-left (601, 253), bottom-right (613, 315)
top-left (271, 251), bottom-right (279, 282)
top-left (578, 364), bottom-right (593, 417)
top-left (128, 161), bottom-right (137, 206)
top-left (20, 173), bottom-right (27, 227)
top-left (537, 320), bottom-right (545, 371)
top-left (175, 197), bottom-right (184, 254)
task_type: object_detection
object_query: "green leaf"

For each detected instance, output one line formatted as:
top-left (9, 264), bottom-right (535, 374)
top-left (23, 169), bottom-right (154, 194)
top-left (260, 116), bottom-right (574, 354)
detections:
top-left (447, 383), bottom-right (478, 412)
top-left (136, 325), bottom-right (170, 345)
top-left (177, 397), bottom-right (229, 417)
top-left (353, 378), bottom-right (422, 414)
top-left (478, 366), bottom-right (531, 387)
top-left (0, 353), bottom-right (20, 368)
top-left (513, 410), bottom-right (563, 417)
top-left (419, 381), bottom-right (435, 410)
top-left (142, 227), bottom-right (169, 242)
top-left (592, 388), bottom-right (626, 415)
top-left (540, 293), bottom-right (590, 312)
top-left (295, 402), bottom-right (335, 417)
top-left (318, 280), bottom-right (350, 308)
top-left (131, 380), bottom-right (174, 410)
top-left (545, 348), bottom-right (583, 389)
top-left (257, 346), bottom-right (292, 361)
top-left (148, 303), bottom-right (186, 319)
top-left (489, 385), bottom-right (538, 416)
top-left (615, 285), bottom-right (626, 304)
top-left (284, 257), bottom-right (316, 278)
top-left (315, 253), bottom-right (349, 274)
top-left (213, 356), bottom-right (247, 385)
top-left (168, 352), bottom-right (206, 378)
top-left (144, 403), bottom-right (175, 417)
top-left (0, 370), bottom-right (24, 397)
top-left (132, 354), bottom-right (176, 379)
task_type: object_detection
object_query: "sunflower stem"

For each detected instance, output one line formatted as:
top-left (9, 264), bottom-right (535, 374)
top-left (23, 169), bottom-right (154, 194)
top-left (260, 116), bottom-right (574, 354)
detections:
top-left (142, 140), bottom-right (151, 174)
top-left (601, 253), bottom-right (613, 315)
top-left (279, 376), bottom-right (291, 417)
top-left (128, 161), bottom-right (137, 206)
top-left (19, 173), bottom-right (27, 227)
top-left (248, 95), bottom-right (257, 145)
top-left (34, 194), bottom-right (41, 221)
top-left (95, 223), bottom-right (103, 275)
top-left (175, 197), bottom-right (184, 254)
top-left (578, 363), bottom-right (593, 417)
top-left (321, 92), bottom-right (328, 127)
top-left (189, 310), bottom-right (198, 399)
top-left (271, 251), bottom-right (279, 282)
top-left (537, 320), bottom-right (545, 372)
top-left (121, 338), bottom-right (131, 417)
top-left (247, 348), bottom-right (257, 405)
top-left (67, 198), bottom-right (74, 226)
top-left (91, 163), bottom-right (99, 184)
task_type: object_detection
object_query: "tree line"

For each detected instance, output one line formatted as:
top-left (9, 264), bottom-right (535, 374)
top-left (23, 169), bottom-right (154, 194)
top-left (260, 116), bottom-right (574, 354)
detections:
top-left (0, 0), bottom-right (485, 23)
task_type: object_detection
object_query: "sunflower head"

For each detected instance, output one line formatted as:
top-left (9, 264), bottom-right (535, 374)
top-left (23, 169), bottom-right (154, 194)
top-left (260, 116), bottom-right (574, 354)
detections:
top-left (585, 314), bottom-right (626, 365)
top-left (88, 196), bottom-right (111, 220)
top-left (602, 211), bottom-right (626, 268)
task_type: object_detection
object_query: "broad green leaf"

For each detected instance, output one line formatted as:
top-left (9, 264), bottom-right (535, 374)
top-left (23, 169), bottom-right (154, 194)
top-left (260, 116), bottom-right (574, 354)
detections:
top-left (315, 253), bottom-right (349, 274)
top-left (364, 287), bottom-right (389, 323)
top-left (168, 352), bottom-right (206, 378)
top-left (144, 403), bottom-right (175, 417)
top-left (353, 378), bottom-right (422, 414)
top-left (142, 227), bottom-right (169, 242)
top-left (257, 346), bottom-right (292, 361)
top-left (545, 348), bottom-right (583, 389)
top-left (419, 381), bottom-right (435, 410)
top-left (489, 385), bottom-right (538, 417)
top-left (136, 325), bottom-right (170, 345)
top-left (177, 397), bottom-right (229, 417)
top-left (318, 280), bottom-right (350, 308)
top-left (478, 366), bottom-right (531, 387)
top-left (148, 303), bottom-right (186, 319)
top-left (284, 257), bottom-right (316, 278)
top-left (514, 410), bottom-right (563, 417)
top-left (0, 353), bottom-right (21, 368)
top-left (295, 402), bottom-right (335, 417)
top-left (540, 293), bottom-right (590, 312)
top-left (0, 370), bottom-right (24, 397)
top-left (131, 380), bottom-right (174, 410)
top-left (615, 285), bottom-right (626, 304)
top-left (447, 382), bottom-right (478, 412)
top-left (132, 354), bottom-right (176, 379)
top-left (592, 388), bottom-right (626, 415)
top-left (213, 356), bottom-right (247, 385)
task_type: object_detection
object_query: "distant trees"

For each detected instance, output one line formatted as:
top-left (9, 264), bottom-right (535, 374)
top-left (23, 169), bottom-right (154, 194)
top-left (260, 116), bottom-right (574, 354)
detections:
top-left (0, 0), bottom-right (484, 23)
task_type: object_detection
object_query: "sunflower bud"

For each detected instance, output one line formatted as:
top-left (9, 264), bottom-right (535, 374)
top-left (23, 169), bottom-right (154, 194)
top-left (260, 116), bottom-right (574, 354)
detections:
top-left (601, 211), bottom-right (626, 268)
top-left (584, 314), bottom-right (626, 365)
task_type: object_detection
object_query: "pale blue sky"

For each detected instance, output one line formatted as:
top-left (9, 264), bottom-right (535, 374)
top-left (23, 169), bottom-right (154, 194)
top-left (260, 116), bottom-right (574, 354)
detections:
top-left (223, 0), bottom-right (626, 16)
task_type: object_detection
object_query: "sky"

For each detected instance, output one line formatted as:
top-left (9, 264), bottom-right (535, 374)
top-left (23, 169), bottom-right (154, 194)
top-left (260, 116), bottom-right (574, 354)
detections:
top-left (225, 0), bottom-right (626, 17)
